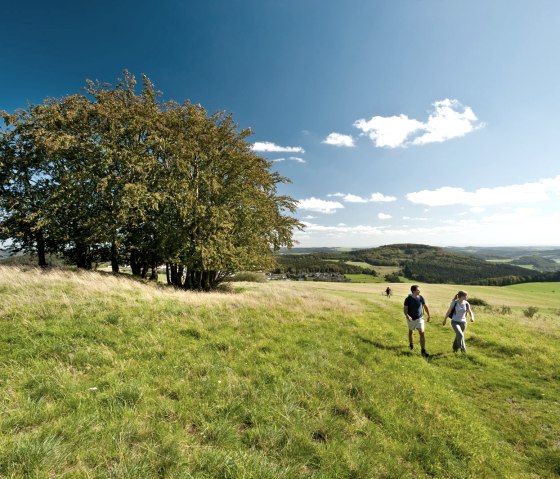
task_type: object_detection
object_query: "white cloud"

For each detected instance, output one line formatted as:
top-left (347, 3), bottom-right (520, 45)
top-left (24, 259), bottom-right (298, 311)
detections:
top-left (370, 192), bottom-right (397, 202)
top-left (469, 207), bottom-right (485, 213)
top-left (354, 115), bottom-right (424, 148)
top-left (343, 194), bottom-right (369, 203)
top-left (299, 221), bottom-right (384, 235)
top-left (303, 215), bottom-right (317, 219)
top-left (298, 197), bottom-right (344, 214)
top-left (402, 216), bottom-right (410, 220)
top-left (412, 99), bottom-right (482, 145)
top-left (407, 175), bottom-right (560, 207)
top-left (327, 192), bottom-right (397, 203)
top-left (378, 213), bottom-right (392, 219)
top-left (272, 156), bottom-right (306, 164)
top-left (322, 132), bottom-right (355, 147)
top-left (252, 141), bottom-right (305, 153)
top-left (354, 99), bottom-right (481, 148)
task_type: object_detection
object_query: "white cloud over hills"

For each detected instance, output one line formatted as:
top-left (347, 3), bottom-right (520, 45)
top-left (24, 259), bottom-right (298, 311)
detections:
top-left (407, 175), bottom-right (560, 207)
top-left (295, 211), bottom-right (560, 247)
top-left (354, 99), bottom-right (482, 148)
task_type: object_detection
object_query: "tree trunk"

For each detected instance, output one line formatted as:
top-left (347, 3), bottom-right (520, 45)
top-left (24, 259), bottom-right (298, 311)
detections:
top-left (170, 264), bottom-right (183, 287)
top-left (111, 241), bottom-right (119, 273)
top-left (76, 243), bottom-right (91, 269)
top-left (150, 258), bottom-right (158, 281)
top-left (177, 265), bottom-right (185, 287)
top-left (130, 250), bottom-right (142, 276)
top-left (202, 271), bottom-right (210, 291)
top-left (36, 231), bottom-right (47, 268)
top-left (166, 263), bottom-right (171, 285)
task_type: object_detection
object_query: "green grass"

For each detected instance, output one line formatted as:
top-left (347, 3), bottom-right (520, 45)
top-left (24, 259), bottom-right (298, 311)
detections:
top-left (345, 273), bottom-right (384, 283)
top-left (0, 267), bottom-right (559, 478)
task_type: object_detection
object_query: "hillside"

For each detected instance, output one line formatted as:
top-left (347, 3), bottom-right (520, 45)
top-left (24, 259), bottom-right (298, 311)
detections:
top-left (301, 244), bottom-right (543, 284)
top-left (447, 247), bottom-right (560, 272)
top-left (0, 266), bottom-right (558, 478)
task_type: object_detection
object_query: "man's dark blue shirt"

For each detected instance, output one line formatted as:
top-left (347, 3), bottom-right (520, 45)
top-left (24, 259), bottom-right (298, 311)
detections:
top-left (404, 294), bottom-right (425, 320)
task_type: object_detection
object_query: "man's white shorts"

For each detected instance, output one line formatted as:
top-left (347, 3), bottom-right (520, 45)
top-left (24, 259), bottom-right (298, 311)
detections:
top-left (407, 318), bottom-right (425, 331)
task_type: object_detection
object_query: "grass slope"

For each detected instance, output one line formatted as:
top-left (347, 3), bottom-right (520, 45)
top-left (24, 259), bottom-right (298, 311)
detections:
top-left (0, 267), bottom-right (559, 478)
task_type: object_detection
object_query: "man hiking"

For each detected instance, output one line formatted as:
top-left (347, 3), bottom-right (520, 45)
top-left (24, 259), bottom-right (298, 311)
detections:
top-left (403, 285), bottom-right (431, 357)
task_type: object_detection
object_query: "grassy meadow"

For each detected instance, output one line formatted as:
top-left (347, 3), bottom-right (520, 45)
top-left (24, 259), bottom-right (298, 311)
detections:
top-left (0, 266), bottom-right (559, 478)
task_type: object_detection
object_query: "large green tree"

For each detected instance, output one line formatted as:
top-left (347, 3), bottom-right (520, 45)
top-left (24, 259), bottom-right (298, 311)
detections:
top-left (0, 72), bottom-right (302, 289)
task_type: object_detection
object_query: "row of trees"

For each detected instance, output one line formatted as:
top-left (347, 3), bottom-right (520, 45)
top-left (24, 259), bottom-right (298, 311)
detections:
top-left (0, 72), bottom-right (301, 290)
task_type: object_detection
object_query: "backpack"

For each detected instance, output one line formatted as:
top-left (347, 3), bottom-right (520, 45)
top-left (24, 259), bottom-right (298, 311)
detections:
top-left (447, 301), bottom-right (457, 319)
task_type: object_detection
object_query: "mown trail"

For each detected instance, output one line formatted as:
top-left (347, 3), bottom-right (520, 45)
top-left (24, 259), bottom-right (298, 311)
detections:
top-left (0, 267), bottom-right (558, 478)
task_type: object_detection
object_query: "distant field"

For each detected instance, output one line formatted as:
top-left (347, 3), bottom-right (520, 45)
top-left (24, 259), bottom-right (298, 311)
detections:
top-left (345, 261), bottom-right (375, 270)
top-left (345, 273), bottom-right (384, 284)
top-left (0, 267), bottom-right (559, 478)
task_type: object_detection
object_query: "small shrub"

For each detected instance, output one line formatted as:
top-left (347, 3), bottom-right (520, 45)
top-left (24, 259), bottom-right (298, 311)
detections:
top-left (523, 306), bottom-right (539, 318)
top-left (468, 297), bottom-right (489, 307)
top-left (500, 305), bottom-right (512, 315)
top-left (384, 272), bottom-right (402, 283)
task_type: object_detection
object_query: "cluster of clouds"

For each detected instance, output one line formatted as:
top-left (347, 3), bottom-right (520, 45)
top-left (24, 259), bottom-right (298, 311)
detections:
top-left (295, 207), bottom-right (560, 247)
top-left (251, 141), bottom-right (307, 165)
top-left (298, 175), bottom-right (560, 215)
top-left (298, 191), bottom-right (397, 214)
top-left (407, 175), bottom-right (560, 207)
top-left (250, 101), bottom-right (558, 246)
top-left (327, 192), bottom-right (396, 203)
top-left (323, 99), bottom-right (482, 149)
top-left (251, 99), bottom-right (481, 168)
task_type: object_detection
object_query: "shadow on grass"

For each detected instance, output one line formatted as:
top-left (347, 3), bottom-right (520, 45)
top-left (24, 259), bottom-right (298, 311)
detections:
top-left (358, 335), bottom-right (468, 362)
top-left (357, 336), bottom-right (414, 357)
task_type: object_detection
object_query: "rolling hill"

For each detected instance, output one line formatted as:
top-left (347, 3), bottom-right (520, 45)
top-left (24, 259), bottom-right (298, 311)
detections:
top-left (0, 266), bottom-right (558, 477)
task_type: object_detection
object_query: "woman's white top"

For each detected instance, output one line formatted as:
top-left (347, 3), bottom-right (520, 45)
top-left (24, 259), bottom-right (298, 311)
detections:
top-left (450, 300), bottom-right (473, 323)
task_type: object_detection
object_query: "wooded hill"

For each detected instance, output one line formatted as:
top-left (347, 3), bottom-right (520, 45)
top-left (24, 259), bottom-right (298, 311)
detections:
top-left (273, 254), bottom-right (377, 276)
top-left (447, 246), bottom-right (560, 266)
top-left (276, 244), bottom-right (552, 285)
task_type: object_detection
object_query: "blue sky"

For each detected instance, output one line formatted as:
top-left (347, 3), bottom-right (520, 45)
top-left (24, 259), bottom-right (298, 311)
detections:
top-left (2, 0), bottom-right (559, 247)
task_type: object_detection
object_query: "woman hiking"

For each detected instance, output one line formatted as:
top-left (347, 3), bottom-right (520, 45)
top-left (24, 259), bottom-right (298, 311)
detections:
top-left (443, 290), bottom-right (474, 353)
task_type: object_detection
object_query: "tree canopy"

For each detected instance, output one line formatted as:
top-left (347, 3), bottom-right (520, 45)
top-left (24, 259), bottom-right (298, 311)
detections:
top-left (0, 72), bottom-right (302, 290)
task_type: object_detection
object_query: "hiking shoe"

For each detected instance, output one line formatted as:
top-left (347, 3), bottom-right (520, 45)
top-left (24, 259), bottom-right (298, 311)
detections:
top-left (409, 343), bottom-right (414, 350)
top-left (421, 349), bottom-right (429, 358)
